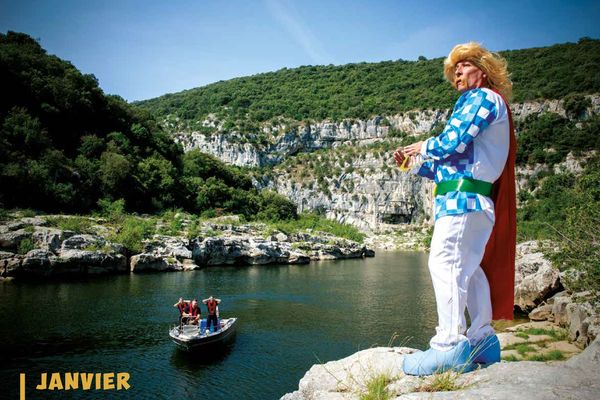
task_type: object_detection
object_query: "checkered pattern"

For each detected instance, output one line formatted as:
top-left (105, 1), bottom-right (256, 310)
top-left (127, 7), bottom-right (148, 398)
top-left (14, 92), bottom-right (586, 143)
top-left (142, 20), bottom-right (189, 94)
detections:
top-left (417, 88), bottom-right (499, 220)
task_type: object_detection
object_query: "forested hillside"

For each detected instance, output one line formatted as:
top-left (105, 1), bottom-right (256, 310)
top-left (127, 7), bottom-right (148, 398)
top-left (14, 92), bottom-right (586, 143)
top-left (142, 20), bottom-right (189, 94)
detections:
top-left (0, 31), bottom-right (295, 220)
top-left (136, 38), bottom-right (600, 133)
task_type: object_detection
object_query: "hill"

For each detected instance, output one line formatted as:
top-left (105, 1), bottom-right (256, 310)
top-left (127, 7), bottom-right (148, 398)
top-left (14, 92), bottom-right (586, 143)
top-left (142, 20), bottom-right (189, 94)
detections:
top-left (135, 38), bottom-right (600, 132)
top-left (0, 31), bottom-right (295, 220)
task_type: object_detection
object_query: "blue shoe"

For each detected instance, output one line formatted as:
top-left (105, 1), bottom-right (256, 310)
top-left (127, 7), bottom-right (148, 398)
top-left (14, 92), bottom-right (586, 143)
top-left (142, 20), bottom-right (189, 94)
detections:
top-left (402, 339), bottom-right (474, 376)
top-left (471, 334), bottom-right (501, 366)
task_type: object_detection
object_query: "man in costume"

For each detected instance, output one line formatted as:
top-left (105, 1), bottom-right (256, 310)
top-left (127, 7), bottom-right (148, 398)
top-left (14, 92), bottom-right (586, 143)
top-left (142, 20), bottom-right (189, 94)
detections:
top-left (393, 42), bottom-right (516, 375)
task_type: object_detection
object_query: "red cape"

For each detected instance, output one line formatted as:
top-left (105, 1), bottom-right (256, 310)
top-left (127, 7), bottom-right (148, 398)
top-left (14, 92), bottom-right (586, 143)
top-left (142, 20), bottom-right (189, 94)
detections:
top-left (480, 90), bottom-right (517, 320)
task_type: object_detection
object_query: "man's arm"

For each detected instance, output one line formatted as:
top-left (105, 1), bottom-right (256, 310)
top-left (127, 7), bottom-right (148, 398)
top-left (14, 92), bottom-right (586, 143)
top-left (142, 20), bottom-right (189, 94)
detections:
top-left (420, 89), bottom-right (498, 160)
top-left (412, 159), bottom-right (435, 180)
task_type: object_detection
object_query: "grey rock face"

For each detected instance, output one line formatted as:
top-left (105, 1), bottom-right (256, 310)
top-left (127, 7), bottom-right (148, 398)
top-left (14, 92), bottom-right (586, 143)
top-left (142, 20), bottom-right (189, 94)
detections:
top-left (169, 95), bottom-right (600, 231)
top-left (191, 236), bottom-right (310, 266)
top-left (54, 249), bottom-right (127, 275)
top-left (257, 153), bottom-right (433, 232)
top-left (130, 253), bottom-right (183, 272)
top-left (1, 215), bottom-right (373, 278)
top-left (32, 227), bottom-right (71, 253)
top-left (514, 241), bottom-right (562, 312)
top-left (0, 229), bottom-right (32, 251)
top-left (529, 304), bottom-right (554, 321)
top-left (143, 235), bottom-right (193, 260)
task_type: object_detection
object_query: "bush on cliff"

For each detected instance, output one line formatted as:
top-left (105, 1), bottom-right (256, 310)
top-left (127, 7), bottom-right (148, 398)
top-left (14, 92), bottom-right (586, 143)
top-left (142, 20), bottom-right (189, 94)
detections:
top-left (518, 156), bottom-right (600, 299)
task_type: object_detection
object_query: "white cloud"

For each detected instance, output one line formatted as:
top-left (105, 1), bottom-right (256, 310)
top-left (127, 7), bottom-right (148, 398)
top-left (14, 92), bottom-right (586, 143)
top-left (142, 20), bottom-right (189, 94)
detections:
top-left (264, 0), bottom-right (337, 64)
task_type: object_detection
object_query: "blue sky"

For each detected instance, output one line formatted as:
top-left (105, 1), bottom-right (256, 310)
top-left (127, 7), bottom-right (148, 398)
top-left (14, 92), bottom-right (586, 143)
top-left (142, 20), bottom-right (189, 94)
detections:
top-left (1, 0), bottom-right (599, 102)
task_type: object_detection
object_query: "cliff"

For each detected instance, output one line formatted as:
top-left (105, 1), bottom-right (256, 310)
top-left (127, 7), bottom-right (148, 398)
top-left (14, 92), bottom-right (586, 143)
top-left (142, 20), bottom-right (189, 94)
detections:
top-left (168, 95), bottom-right (600, 233)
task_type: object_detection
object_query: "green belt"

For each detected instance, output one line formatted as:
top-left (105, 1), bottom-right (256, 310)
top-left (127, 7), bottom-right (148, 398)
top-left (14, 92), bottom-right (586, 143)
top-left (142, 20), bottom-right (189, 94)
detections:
top-left (434, 178), bottom-right (493, 197)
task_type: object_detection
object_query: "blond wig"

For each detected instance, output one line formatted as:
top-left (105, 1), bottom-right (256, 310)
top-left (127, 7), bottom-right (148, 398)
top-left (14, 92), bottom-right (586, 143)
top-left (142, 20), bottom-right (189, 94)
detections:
top-left (443, 42), bottom-right (512, 101)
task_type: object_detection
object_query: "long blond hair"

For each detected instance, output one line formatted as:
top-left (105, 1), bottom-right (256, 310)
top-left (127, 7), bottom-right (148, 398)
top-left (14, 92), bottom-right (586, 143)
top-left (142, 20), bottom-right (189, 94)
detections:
top-left (443, 42), bottom-right (512, 101)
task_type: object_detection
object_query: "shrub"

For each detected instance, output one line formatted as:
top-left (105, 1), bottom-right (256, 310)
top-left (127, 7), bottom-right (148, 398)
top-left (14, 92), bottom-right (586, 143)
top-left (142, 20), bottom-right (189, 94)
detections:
top-left (273, 211), bottom-right (365, 243)
top-left (97, 198), bottom-right (126, 223)
top-left (46, 216), bottom-right (94, 234)
top-left (110, 217), bottom-right (155, 254)
top-left (17, 238), bottom-right (35, 254)
top-left (360, 374), bottom-right (391, 400)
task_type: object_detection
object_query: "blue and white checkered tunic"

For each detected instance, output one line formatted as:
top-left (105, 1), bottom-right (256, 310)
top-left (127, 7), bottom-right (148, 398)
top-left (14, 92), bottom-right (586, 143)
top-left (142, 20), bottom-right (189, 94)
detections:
top-left (412, 88), bottom-right (510, 220)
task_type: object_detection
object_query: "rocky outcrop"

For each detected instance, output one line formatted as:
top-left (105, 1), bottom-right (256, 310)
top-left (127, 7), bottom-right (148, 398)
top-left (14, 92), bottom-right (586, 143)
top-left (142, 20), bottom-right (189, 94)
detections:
top-left (546, 291), bottom-right (599, 348)
top-left (257, 152), bottom-right (434, 232)
top-left (514, 241), bottom-right (562, 312)
top-left (191, 232), bottom-right (372, 267)
top-left (0, 224), bottom-right (128, 278)
top-left (130, 235), bottom-right (199, 272)
top-left (171, 95), bottom-right (600, 232)
top-left (130, 253), bottom-right (183, 272)
top-left (173, 95), bottom-right (600, 168)
top-left (0, 215), bottom-right (374, 278)
top-left (282, 337), bottom-right (600, 399)
top-left (512, 242), bottom-right (599, 348)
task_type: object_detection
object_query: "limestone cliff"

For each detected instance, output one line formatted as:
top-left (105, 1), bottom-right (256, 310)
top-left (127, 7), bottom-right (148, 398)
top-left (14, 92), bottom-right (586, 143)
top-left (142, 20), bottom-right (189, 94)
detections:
top-left (168, 95), bottom-right (600, 233)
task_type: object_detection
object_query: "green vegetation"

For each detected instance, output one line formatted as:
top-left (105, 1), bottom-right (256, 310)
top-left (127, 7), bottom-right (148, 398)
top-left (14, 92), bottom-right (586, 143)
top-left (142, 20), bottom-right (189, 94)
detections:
top-left (359, 374), bottom-right (392, 400)
top-left (516, 113), bottom-right (599, 166)
top-left (45, 216), bottom-right (94, 234)
top-left (501, 326), bottom-right (571, 362)
top-left (519, 327), bottom-right (568, 341)
top-left (17, 238), bottom-right (34, 254)
top-left (415, 370), bottom-right (468, 392)
top-left (514, 344), bottom-right (537, 356)
top-left (0, 32), bottom-right (299, 224)
top-left (525, 350), bottom-right (565, 361)
top-left (108, 216), bottom-right (155, 254)
top-left (137, 38), bottom-right (600, 133)
top-left (271, 211), bottom-right (366, 243)
top-left (517, 154), bottom-right (600, 298)
top-left (83, 243), bottom-right (114, 253)
top-left (359, 374), bottom-right (391, 400)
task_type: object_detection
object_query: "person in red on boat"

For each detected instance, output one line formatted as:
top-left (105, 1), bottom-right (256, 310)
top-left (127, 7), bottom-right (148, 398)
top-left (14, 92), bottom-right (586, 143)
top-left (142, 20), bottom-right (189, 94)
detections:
top-left (183, 299), bottom-right (201, 325)
top-left (202, 296), bottom-right (221, 332)
top-left (173, 297), bottom-right (190, 325)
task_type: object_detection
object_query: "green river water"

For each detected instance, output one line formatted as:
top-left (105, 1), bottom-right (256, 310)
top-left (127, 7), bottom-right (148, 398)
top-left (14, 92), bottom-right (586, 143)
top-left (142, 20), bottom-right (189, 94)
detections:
top-left (0, 250), bottom-right (438, 399)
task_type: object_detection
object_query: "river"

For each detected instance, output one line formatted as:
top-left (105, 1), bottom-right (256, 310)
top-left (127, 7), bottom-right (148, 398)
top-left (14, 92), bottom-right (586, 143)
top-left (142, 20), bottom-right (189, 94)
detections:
top-left (0, 250), bottom-right (438, 399)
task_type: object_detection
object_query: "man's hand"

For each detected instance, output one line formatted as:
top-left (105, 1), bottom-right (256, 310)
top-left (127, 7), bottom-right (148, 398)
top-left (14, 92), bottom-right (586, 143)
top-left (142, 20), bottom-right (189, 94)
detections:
top-left (393, 148), bottom-right (406, 168)
top-left (403, 141), bottom-right (424, 157)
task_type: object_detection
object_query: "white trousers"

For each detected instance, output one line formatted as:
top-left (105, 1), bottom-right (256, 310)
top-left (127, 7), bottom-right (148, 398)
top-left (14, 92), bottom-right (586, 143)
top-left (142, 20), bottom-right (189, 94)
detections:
top-left (428, 211), bottom-right (496, 351)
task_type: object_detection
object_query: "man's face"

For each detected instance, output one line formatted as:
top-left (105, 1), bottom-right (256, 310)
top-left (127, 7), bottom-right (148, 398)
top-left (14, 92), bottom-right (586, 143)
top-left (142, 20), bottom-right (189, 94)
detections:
top-left (454, 60), bottom-right (486, 92)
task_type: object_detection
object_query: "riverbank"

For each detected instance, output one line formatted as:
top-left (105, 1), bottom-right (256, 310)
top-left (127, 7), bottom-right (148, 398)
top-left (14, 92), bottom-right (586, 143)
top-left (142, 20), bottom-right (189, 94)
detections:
top-left (282, 240), bottom-right (600, 399)
top-left (0, 211), bottom-right (374, 279)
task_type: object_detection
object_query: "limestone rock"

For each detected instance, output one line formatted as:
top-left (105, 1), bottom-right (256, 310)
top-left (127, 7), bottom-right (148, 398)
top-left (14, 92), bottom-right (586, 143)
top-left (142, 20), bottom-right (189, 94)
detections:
top-left (32, 227), bottom-right (72, 253)
top-left (55, 249), bottom-right (127, 275)
top-left (283, 337), bottom-right (600, 399)
top-left (170, 96), bottom-right (600, 233)
top-left (529, 304), bottom-right (554, 321)
top-left (514, 241), bottom-right (562, 312)
top-left (0, 229), bottom-right (32, 251)
top-left (181, 259), bottom-right (200, 271)
top-left (143, 235), bottom-right (192, 260)
top-left (566, 301), bottom-right (594, 348)
top-left (130, 253), bottom-right (183, 272)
